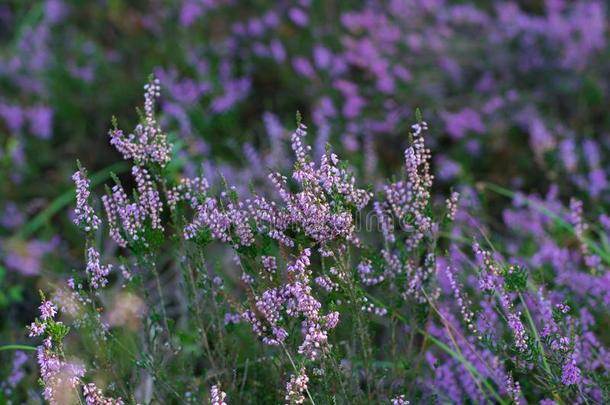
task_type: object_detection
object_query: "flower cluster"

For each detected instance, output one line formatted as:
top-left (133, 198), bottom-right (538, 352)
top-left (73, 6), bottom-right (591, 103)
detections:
top-left (109, 76), bottom-right (172, 167)
top-left (82, 383), bottom-right (125, 405)
top-left (285, 368), bottom-right (309, 404)
top-left (445, 192), bottom-right (459, 221)
top-left (391, 395), bottom-right (410, 405)
top-left (101, 167), bottom-right (164, 248)
top-left (376, 121), bottom-right (433, 250)
top-left (473, 243), bottom-right (529, 352)
top-left (28, 299), bottom-right (85, 404)
top-left (243, 249), bottom-right (339, 361)
top-left (21, 68), bottom-right (609, 403)
top-left (72, 166), bottom-right (101, 232)
top-left (167, 176), bottom-right (209, 210)
top-left (210, 384), bottom-right (228, 405)
top-left (85, 247), bottom-right (112, 289)
top-left (184, 120), bottom-right (371, 253)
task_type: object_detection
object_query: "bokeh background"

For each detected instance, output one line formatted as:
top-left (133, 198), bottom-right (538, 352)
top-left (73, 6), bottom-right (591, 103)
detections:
top-left (1, 0), bottom-right (609, 399)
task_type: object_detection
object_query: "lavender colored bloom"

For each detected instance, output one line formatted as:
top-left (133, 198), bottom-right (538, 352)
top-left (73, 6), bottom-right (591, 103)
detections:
top-left (442, 108), bottom-right (484, 139)
top-left (358, 259), bottom-right (384, 286)
top-left (378, 121), bottom-right (433, 251)
top-left (559, 139), bottom-right (578, 172)
top-left (86, 247), bottom-right (112, 289)
top-left (6, 351), bottom-right (27, 388)
top-left (0, 103), bottom-right (24, 132)
top-left (587, 168), bottom-right (607, 198)
top-left (270, 38), bottom-right (286, 62)
top-left (210, 384), bottom-right (227, 405)
top-left (528, 117), bottom-right (555, 156)
top-left (288, 8), bottom-right (309, 27)
top-left (224, 313), bottom-right (241, 325)
top-left (27, 105), bottom-right (53, 139)
top-left (391, 395), bottom-right (410, 404)
top-left (132, 165), bottom-right (163, 230)
top-left (315, 275), bottom-right (338, 292)
top-left (83, 383), bottom-right (125, 405)
top-left (293, 57), bottom-right (315, 78)
top-left (446, 192), bottom-right (460, 221)
top-left (37, 345), bottom-right (86, 402)
top-left (261, 255), bottom-right (277, 273)
top-left (39, 300), bottom-right (57, 320)
top-left (102, 165), bottom-right (164, 248)
top-left (3, 237), bottom-right (59, 276)
top-left (28, 321), bottom-right (46, 337)
top-left (1, 202), bottom-right (25, 229)
top-left (313, 45), bottom-right (332, 70)
top-left (435, 156), bottom-right (461, 181)
top-left (210, 77), bottom-right (251, 113)
top-left (561, 357), bottom-right (582, 385)
top-left (285, 368), bottom-right (309, 404)
top-left (109, 76), bottom-right (172, 167)
top-left (72, 166), bottom-right (101, 232)
top-left (44, 0), bottom-right (66, 24)
top-left (445, 266), bottom-right (476, 333)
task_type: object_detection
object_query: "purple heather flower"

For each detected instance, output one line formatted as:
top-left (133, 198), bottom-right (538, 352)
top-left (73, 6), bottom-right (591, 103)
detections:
top-left (109, 76), bottom-right (172, 167)
top-left (179, 0), bottom-right (203, 27)
top-left (313, 45), bottom-right (332, 70)
top-left (358, 259), bottom-right (384, 286)
top-left (285, 368), bottom-right (309, 404)
top-left (7, 350), bottom-right (27, 388)
top-left (435, 156), bottom-right (461, 181)
top-left (210, 384), bottom-right (227, 405)
top-left (442, 108), bottom-right (484, 140)
top-left (528, 117), bottom-right (555, 156)
top-left (391, 395), bottom-right (410, 405)
top-left (210, 77), bottom-right (251, 113)
top-left (446, 192), bottom-right (460, 221)
top-left (28, 322), bottom-right (46, 337)
top-left (293, 57), bottom-right (315, 78)
top-left (261, 255), bottom-right (277, 273)
top-left (3, 237), bottom-right (59, 276)
top-left (224, 313), bottom-right (241, 325)
top-left (288, 8), bottom-right (309, 27)
top-left (0, 103), bottom-right (24, 132)
top-left (86, 247), bottom-right (112, 289)
top-left (315, 275), bottom-right (338, 292)
top-left (83, 383), bottom-right (125, 405)
top-left (270, 38), bottom-right (286, 62)
top-left (561, 357), bottom-right (582, 385)
top-left (132, 165), bottom-right (163, 230)
top-left (588, 168), bottom-right (607, 198)
top-left (72, 166), bottom-right (101, 232)
top-left (39, 300), bottom-right (57, 320)
top-left (379, 121), bottom-right (433, 251)
top-left (27, 105), bottom-right (53, 139)
top-left (1, 202), bottom-right (25, 229)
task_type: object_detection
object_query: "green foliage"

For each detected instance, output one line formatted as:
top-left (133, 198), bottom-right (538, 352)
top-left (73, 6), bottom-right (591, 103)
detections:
top-left (502, 265), bottom-right (528, 293)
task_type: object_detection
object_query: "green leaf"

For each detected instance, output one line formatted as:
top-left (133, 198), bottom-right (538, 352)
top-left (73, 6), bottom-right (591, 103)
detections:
top-left (415, 107), bottom-right (423, 123)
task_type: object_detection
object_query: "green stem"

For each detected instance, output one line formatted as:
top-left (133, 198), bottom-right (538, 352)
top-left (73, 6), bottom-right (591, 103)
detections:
top-left (0, 344), bottom-right (37, 352)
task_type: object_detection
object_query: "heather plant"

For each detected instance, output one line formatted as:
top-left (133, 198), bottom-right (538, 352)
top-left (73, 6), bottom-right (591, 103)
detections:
top-left (6, 78), bottom-right (607, 404)
top-left (2, 1), bottom-right (609, 306)
top-left (1, 1), bottom-right (610, 403)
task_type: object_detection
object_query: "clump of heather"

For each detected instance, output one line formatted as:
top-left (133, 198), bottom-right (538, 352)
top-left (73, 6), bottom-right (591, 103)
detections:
top-left (17, 77), bottom-right (609, 404)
